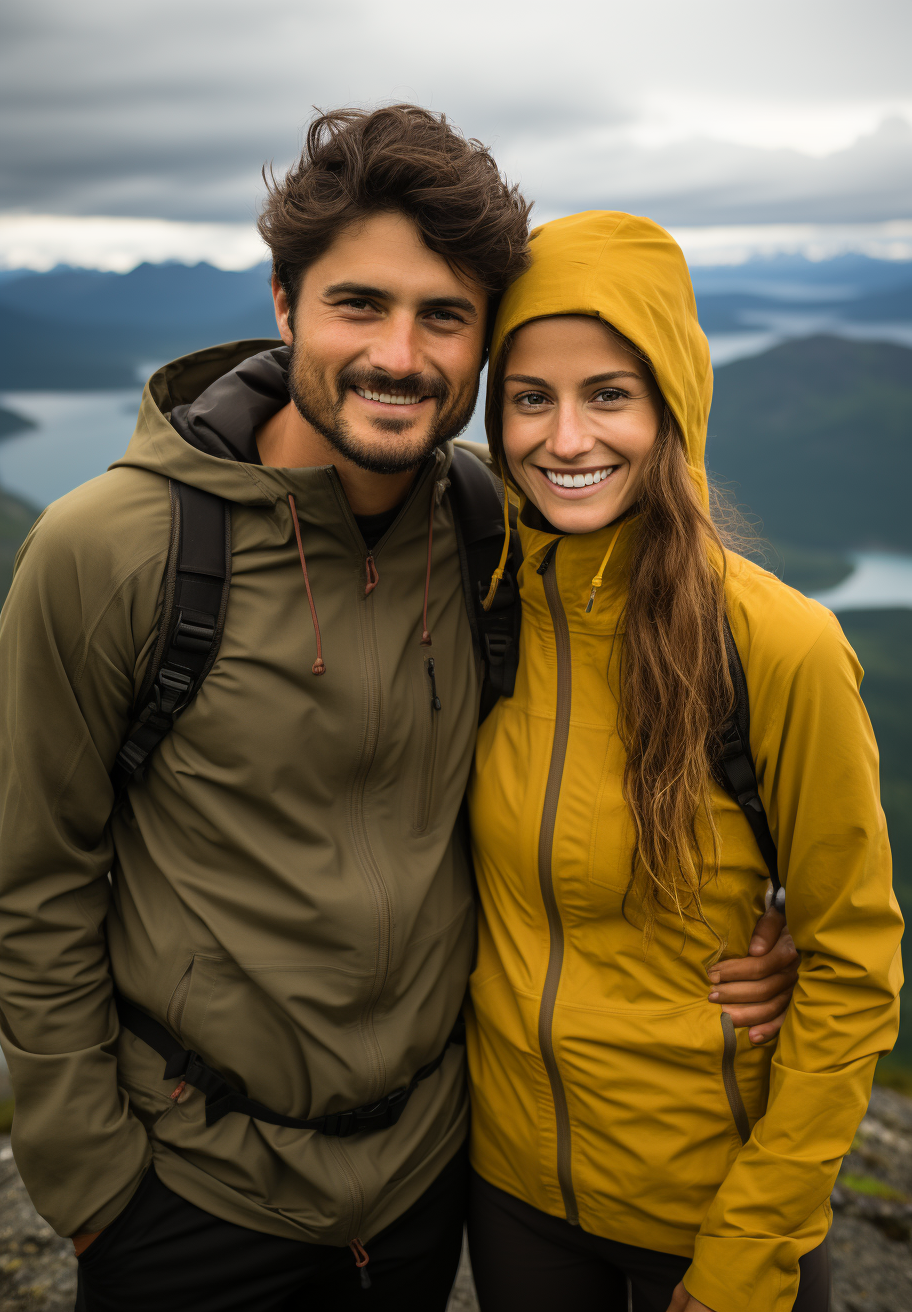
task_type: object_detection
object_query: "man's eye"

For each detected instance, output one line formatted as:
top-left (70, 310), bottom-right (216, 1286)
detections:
top-left (341, 299), bottom-right (374, 311)
top-left (427, 310), bottom-right (460, 323)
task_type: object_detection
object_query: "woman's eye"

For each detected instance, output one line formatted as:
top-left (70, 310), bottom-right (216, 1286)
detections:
top-left (595, 388), bottom-right (625, 403)
top-left (518, 391), bottom-right (549, 407)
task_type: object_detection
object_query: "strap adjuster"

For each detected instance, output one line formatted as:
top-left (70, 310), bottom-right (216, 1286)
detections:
top-left (173, 608), bottom-right (217, 653)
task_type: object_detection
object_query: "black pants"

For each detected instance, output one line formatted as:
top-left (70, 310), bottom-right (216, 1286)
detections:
top-left (76, 1146), bottom-right (467, 1312)
top-left (468, 1170), bottom-right (831, 1312)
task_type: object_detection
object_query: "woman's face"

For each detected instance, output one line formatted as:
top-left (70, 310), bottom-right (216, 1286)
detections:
top-left (500, 315), bottom-right (663, 535)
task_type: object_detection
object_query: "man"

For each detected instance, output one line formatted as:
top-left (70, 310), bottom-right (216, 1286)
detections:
top-left (0, 106), bottom-right (796, 1311)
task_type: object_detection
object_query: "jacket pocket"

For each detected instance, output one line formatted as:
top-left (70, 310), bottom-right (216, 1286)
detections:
top-left (415, 656), bottom-right (441, 832)
top-left (167, 959), bottom-right (194, 1034)
top-left (720, 1011), bottom-right (751, 1145)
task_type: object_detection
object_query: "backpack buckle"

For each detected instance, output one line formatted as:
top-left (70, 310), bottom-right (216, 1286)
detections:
top-left (173, 608), bottom-right (217, 653)
top-left (484, 632), bottom-right (511, 668)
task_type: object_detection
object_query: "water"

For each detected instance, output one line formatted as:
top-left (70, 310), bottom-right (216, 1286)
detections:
top-left (813, 553), bottom-right (912, 612)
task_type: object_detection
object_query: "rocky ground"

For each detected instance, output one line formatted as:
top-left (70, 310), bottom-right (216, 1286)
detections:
top-left (2, 1082), bottom-right (911, 1311)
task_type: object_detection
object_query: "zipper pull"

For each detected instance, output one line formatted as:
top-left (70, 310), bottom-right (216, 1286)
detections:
top-left (364, 555), bottom-right (380, 596)
top-left (536, 538), bottom-right (562, 576)
top-left (426, 657), bottom-right (441, 711)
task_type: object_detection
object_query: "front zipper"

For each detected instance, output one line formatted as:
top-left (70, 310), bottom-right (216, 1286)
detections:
top-left (415, 657), bottom-right (441, 832)
top-left (348, 559), bottom-right (391, 1100)
top-left (720, 1013), bottom-right (751, 1145)
top-left (537, 538), bottom-right (579, 1225)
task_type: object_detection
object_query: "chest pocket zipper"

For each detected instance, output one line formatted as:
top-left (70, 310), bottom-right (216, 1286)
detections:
top-left (415, 657), bottom-right (441, 832)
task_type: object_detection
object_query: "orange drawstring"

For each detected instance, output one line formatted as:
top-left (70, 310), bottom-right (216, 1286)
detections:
top-left (420, 490), bottom-right (435, 645)
top-left (287, 494), bottom-right (326, 676)
top-left (364, 556), bottom-right (380, 596)
top-left (350, 1237), bottom-right (371, 1288)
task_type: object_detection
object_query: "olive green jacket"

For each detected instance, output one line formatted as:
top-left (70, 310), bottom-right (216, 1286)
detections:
top-left (0, 341), bottom-right (479, 1241)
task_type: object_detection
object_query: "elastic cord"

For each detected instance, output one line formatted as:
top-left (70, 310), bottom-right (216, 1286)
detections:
top-left (481, 479), bottom-right (512, 612)
top-left (585, 521), bottom-right (624, 614)
top-left (287, 494), bottom-right (326, 675)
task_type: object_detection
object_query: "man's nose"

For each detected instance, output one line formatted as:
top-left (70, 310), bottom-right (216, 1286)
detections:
top-left (547, 401), bottom-right (596, 461)
top-left (367, 312), bottom-right (424, 380)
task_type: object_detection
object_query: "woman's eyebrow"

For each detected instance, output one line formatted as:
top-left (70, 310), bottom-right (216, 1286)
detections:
top-left (504, 370), bottom-right (643, 388)
top-left (580, 370), bottom-right (641, 386)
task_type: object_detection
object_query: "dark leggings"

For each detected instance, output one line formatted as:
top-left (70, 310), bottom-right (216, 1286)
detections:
top-left (468, 1170), bottom-right (830, 1312)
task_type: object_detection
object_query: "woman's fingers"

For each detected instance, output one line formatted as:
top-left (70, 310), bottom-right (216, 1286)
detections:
top-left (719, 989), bottom-right (793, 1030)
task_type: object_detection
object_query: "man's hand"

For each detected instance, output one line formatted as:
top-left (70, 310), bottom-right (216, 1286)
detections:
top-left (72, 1229), bottom-right (104, 1257)
top-left (707, 905), bottom-right (798, 1045)
top-left (666, 1282), bottom-right (715, 1312)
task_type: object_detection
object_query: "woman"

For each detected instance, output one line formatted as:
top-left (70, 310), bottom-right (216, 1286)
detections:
top-left (464, 211), bottom-right (903, 1312)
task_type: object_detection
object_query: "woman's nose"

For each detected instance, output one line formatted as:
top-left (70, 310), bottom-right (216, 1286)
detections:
top-left (547, 401), bottom-right (596, 461)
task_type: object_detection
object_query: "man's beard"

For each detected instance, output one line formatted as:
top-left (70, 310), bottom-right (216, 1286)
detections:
top-left (287, 341), bottom-right (480, 475)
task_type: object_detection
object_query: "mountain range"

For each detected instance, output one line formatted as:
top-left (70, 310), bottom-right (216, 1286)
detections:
top-left (1, 253), bottom-right (911, 391)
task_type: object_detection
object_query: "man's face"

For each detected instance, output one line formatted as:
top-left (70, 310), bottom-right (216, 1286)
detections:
top-left (274, 212), bottom-right (488, 474)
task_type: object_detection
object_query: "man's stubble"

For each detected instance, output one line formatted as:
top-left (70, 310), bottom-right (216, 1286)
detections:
top-left (287, 339), bottom-right (480, 476)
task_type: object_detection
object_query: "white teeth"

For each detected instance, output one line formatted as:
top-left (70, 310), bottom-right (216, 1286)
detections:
top-left (355, 386), bottom-right (420, 406)
top-left (545, 467), bottom-right (612, 488)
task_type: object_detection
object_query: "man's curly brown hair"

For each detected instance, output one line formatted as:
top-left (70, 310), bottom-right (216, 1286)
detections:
top-left (258, 104), bottom-right (532, 324)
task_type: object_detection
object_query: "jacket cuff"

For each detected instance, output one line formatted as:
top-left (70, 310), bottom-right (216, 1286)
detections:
top-left (683, 1235), bottom-right (802, 1312)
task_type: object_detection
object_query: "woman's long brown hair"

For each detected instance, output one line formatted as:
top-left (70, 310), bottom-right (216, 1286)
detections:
top-left (487, 324), bottom-right (735, 943)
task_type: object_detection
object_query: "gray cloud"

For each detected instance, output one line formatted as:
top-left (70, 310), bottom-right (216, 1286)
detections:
top-left (1, 0), bottom-right (911, 226)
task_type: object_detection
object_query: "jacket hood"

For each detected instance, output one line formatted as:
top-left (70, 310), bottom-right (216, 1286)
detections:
top-left (487, 210), bottom-right (712, 504)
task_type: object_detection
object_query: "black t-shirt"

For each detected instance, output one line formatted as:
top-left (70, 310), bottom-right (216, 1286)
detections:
top-left (353, 503), bottom-right (404, 551)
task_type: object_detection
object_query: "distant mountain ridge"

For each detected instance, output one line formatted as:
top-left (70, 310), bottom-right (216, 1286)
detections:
top-left (707, 334), bottom-right (912, 552)
top-left (1, 253), bottom-right (911, 392)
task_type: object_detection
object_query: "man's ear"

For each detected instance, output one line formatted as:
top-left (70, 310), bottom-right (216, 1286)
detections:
top-left (271, 274), bottom-right (294, 346)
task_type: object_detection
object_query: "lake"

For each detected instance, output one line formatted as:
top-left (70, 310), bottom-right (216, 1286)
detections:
top-left (2, 388), bottom-right (912, 614)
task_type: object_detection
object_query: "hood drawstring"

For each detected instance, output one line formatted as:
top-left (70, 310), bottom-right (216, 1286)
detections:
top-left (349, 1238), bottom-right (371, 1289)
top-left (482, 476), bottom-right (512, 612)
top-left (287, 494), bottom-right (326, 675)
top-left (585, 521), bottom-right (624, 614)
top-left (420, 490), bottom-right (435, 645)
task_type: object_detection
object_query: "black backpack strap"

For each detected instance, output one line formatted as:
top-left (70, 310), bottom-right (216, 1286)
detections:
top-left (713, 616), bottom-right (784, 910)
top-left (448, 446), bottom-right (522, 724)
top-left (115, 990), bottom-right (464, 1138)
top-left (111, 480), bottom-right (231, 803)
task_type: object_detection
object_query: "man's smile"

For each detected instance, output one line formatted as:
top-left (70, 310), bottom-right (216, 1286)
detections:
top-left (352, 385), bottom-right (432, 410)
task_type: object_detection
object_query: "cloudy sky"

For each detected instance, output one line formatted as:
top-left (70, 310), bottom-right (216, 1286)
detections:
top-left (2, 0), bottom-right (911, 266)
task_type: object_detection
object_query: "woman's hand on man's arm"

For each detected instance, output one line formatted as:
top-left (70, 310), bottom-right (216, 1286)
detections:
top-left (706, 905), bottom-right (799, 1045)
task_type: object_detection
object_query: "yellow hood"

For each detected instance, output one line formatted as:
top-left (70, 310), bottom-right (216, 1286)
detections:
top-left (488, 209), bottom-right (712, 503)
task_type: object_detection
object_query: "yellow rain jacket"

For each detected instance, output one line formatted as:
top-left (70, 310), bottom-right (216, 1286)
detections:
top-left (466, 212), bottom-right (903, 1312)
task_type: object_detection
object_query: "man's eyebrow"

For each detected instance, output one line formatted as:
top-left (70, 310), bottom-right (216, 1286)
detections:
top-left (323, 281), bottom-right (391, 299)
top-left (323, 282), bottom-right (478, 316)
